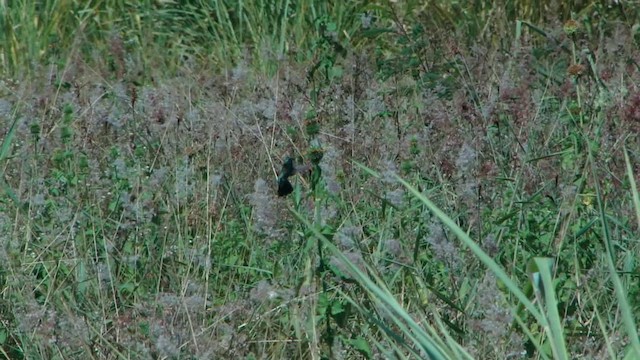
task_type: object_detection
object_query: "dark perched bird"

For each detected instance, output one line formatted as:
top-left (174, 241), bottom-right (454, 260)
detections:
top-left (277, 157), bottom-right (295, 196)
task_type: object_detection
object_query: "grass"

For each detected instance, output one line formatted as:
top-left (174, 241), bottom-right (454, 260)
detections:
top-left (0, 0), bottom-right (639, 359)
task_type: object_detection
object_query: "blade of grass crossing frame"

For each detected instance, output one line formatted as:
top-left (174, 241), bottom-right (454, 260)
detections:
top-left (0, 116), bottom-right (20, 205)
top-left (391, 173), bottom-right (545, 325)
top-left (533, 257), bottom-right (568, 360)
top-left (623, 145), bottom-right (640, 229)
top-left (351, 161), bottom-right (545, 325)
top-left (290, 207), bottom-right (454, 359)
top-left (591, 152), bottom-right (640, 357)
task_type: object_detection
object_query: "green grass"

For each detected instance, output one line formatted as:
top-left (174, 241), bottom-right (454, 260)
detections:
top-left (0, 0), bottom-right (639, 359)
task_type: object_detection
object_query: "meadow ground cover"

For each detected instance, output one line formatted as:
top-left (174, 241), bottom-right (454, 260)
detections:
top-left (0, 1), bottom-right (639, 359)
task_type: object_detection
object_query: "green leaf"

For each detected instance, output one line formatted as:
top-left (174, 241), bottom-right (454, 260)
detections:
top-left (346, 336), bottom-right (372, 358)
top-left (360, 28), bottom-right (395, 38)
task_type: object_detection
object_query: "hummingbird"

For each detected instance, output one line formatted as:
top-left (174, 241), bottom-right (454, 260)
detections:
top-left (277, 157), bottom-right (295, 196)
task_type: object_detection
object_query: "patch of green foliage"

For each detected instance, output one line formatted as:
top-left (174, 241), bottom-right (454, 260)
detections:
top-left (1, 0), bottom-right (640, 359)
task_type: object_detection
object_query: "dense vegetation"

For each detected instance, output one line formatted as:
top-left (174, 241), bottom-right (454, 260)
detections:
top-left (1, 1), bottom-right (639, 359)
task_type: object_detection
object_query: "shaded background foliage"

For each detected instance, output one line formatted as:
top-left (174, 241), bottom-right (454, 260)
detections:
top-left (1, 0), bottom-right (634, 78)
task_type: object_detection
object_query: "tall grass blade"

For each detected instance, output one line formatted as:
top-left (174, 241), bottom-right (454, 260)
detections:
top-left (623, 145), bottom-right (640, 230)
top-left (0, 116), bottom-right (19, 205)
top-left (291, 207), bottom-right (457, 359)
top-left (387, 171), bottom-right (544, 325)
top-left (591, 153), bottom-right (640, 357)
top-left (532, 257), bottom-right (567, 360)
